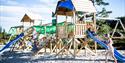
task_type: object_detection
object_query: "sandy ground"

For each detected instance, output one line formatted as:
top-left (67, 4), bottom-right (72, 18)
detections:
top-left (0, 48), bottom-right (125, 63)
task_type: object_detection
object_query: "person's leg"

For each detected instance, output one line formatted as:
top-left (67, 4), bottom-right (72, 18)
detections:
top-left (111, 49), bottom-right (117, 63)
top-left (112, 54), bottom-right (117, 63)
top-left (105, 50), bottom-right (109, 63)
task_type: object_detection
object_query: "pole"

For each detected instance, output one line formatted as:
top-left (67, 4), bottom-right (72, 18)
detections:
top-left (93, 13), bottom-right (97, 53)
top-left (73, 11), bottom-right (76, 58)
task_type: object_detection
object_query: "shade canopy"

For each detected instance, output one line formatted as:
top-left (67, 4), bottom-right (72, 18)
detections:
top-left (55, 0), bottom-right (74, 16)
top-left (72, 0), bottom-right (96, 13)
top-left (58, 0), bottom-right (74, 11)
top-left (55, 0), bottom-right (96, 16)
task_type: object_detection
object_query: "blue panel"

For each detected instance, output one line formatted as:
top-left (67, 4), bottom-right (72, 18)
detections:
top-left (58, 0), bottom-right (74, 11)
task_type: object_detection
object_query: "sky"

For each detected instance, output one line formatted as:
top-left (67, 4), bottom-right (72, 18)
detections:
top-left (0, 0), bottom-right (125, 32)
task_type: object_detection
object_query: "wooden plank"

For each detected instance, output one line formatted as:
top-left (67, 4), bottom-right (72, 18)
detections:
top-left (112, 37), bottom-right (125, 39)
top-left (55, 39), bottom-right (73, 57)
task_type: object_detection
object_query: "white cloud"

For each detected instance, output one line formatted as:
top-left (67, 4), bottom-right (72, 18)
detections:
top-left (0, 0), bottom-right (23, 6)
top-left (0, 16), bottom-right (22, 32)
top-left (0, 5), bottom-right (51, 20)
top-left (0, 0), bottom-right (60, 32)
top-left (7, 0), bottom-right (19, 5)
top-left (39, 0), bottom-right (57, 4)
top-left (0, 6), bottom-right (27, 13)
top-left (39, 0), bottom-right (58, 8)
top-left (0, 5), bottom-right (53, 31)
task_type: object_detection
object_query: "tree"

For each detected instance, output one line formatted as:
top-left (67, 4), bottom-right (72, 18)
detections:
top-left (96, 19), bottom-right (111, 36)
top-left (3, 29), bottom-right (5, 39)
top-left (97, 8), bottom-right (112, 17)
top-left (77, 0), bottom-right (112, 19)
top-left (117, 16), bottom-right (125, 25)
top-left (92, 0), bottom-right (112, 35)
top-left (92, 0), bottom-right (109, 6)
top-left (91, 0), bottom-right (112, 17)
top-left (0, 26), bottom-right (2, 33)
top-left (76, 0), bottom-right (112, 35)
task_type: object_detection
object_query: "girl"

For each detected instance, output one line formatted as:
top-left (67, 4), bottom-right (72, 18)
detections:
top-left (106, 34), bottom-right (117, 63)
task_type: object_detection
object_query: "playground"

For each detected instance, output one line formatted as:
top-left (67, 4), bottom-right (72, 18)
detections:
top-left (0, 0), bottom-right (125, 63)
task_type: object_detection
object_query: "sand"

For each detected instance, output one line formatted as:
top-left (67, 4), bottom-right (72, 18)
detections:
top-left (0, 49), bottom-right (124, 63)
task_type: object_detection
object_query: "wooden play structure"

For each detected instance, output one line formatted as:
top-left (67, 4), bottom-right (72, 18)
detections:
top-left (51, 0), bottom-right (97, 58)
top-left (1, 0), bottom-right (125, 62)
top-left (5, 0), bottom-right (101, 58)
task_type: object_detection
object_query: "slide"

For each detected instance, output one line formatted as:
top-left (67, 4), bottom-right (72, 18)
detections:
top-left (0, 33), bottom-right (24, 52)
top-left (87, 31), bottom-right (125, 62)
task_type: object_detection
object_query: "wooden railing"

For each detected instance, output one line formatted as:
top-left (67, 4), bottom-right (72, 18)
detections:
top-left (57, 21), bottom-right (94, 38)
top-left (74, 24), bottom-right (86, 38)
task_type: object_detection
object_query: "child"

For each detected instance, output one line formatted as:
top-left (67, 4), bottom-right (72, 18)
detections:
top-left (106, 34), bottom-right (117, 63)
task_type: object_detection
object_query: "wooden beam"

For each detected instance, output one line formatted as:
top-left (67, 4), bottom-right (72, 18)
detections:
top-left (119, 20), bottom-right (125, 31)
top-left (55, 39), bottom-right (73, 57)
top-left (51, 39), bottom-right (60, 52)
top-left (112, 37), bottom-right (125, 39)
top-left (76, 38), bottom-right (85, 54)
top-left (111, 21), bottom-right (119, 37)
top-left (93, 13), bottom-right (97, 53)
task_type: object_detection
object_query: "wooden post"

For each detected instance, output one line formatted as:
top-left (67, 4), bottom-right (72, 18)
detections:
top-left (56, 14), bottom-right (58, 54)
top-left (50, 41), bottom-right (52, 53)
top-left (119, 20), bottom-right (125, 31)
top-left (93, 13), bottom-right (97, 53)
top-left (59, 41), bottom-right (61, 51)
top-left (65, 13), bottom-right (68, 55)
top-left (55, 39), bottom-right (73, 57)
top-left (73, 11), bottom-right (76, 58)
top-left (111, 21), bottom-right (119, 37)
top-left (93, 13), bottom-right (96, 32)
top-left (84, 14), bottom-right (87, 31)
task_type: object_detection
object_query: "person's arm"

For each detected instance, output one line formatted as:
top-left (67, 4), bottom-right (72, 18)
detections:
top-left (109, 38), bottom-right (113, 44)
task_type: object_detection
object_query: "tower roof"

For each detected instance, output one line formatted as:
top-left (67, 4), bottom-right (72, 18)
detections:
top-left (55, 0), bottom-right (96, 16)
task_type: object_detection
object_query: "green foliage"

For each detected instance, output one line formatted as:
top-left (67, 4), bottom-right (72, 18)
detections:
top-left (77, 0), bottom-right (112, 19)
top-left (91, 0), bottom-right (112, 17)
top-left (96, 19), bottom-right (111, 36)
top-left (76, 11), bottom-right (84, 18)
top-left (94, 0), bottom-right (109, 6)
top-left (97, 8), bottom-right (112, 17)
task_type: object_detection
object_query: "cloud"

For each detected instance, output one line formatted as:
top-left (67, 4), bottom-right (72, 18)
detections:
top-left (0, 5), bottom-right (52, 19)
top-left (0, 0), bottom-right (23, 6)
top-left (0, 0), bottom-right (60, 32)
top-left (0, 16), bottom-right (22, 32)
top-left (6, 0), bottom-right (19, 5)
top-left (39, 0), bottom-right (58, 8)
top-left (0, 5), bottom-right (52, 31)
top-left (39, 0), bottom-right (57, 4)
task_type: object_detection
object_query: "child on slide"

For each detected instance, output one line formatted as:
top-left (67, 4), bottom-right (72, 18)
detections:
top-left (106, 34), bottom-right (117, 63)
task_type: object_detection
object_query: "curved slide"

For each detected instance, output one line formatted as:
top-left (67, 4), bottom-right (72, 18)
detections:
top-left (0, 33), bottom-right (24, 52)
top-left (87, 31), bottom-right (125, 62)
